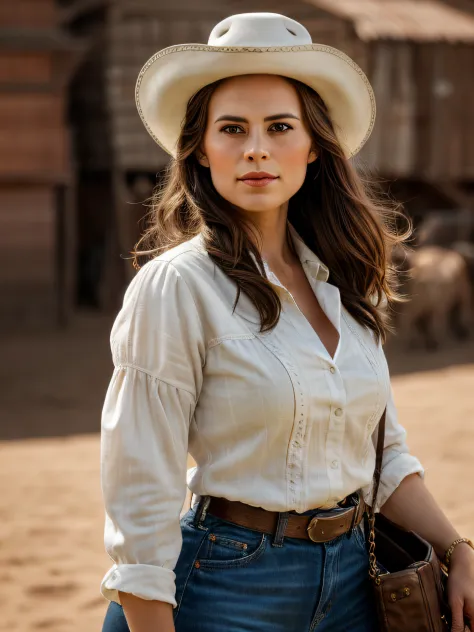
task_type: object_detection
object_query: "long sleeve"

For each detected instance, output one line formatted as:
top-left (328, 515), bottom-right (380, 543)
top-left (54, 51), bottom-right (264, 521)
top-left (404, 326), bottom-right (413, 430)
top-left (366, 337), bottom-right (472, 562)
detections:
top-left (362, 343), bottom-right (424, 513)
top-left (100, 259), bottom-right (206, 608)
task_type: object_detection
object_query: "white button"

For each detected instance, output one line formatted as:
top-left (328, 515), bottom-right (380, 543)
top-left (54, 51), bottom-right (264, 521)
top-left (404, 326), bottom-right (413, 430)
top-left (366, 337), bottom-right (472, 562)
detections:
top-left (334, 408), bottom-right (343, 416)
top-left (331, 460), bottom-right (339, 469)
top-left (329, 366), bottom-right (336, 374)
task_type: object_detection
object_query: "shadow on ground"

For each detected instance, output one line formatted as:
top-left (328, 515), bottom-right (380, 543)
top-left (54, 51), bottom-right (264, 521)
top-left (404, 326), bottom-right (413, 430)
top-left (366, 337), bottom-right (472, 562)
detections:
top-left (1, 312), bottom-right (473, 440)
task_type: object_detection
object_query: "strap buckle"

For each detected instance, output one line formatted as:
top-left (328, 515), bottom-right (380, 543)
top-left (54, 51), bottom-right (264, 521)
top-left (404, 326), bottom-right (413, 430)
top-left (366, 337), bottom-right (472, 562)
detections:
top-left (347, 492), bottom-right (361, 537)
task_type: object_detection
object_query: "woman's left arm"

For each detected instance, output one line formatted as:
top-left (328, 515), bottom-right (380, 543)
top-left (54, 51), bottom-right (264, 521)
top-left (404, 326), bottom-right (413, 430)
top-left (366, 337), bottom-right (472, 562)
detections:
top-left (364, 336), bottom-right (474, 630)
top-left (372, 373), bottom-right (474, 631)
top-left (381, 472), bottom-right (474, 632)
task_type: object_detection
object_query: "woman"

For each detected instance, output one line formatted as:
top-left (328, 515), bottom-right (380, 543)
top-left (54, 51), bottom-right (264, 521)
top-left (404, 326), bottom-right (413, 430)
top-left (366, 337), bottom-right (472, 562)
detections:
top-left (100, 12), bottom-right (474, 632)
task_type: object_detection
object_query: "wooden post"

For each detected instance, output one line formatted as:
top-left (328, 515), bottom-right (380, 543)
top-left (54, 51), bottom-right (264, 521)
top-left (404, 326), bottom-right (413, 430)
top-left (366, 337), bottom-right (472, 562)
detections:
top-left (99, 169), bottom-right (126, 312)
top-left (55, 180), bottom-right (77, 327)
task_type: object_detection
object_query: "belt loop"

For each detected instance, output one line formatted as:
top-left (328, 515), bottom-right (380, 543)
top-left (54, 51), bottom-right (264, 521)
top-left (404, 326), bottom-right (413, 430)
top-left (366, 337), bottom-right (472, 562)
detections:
top-left (271, 511), bottom-right (289, 548)
top-left (193, 495), bottom-right (211, 529)
top-left (347, 490), bottom-right (362, 538)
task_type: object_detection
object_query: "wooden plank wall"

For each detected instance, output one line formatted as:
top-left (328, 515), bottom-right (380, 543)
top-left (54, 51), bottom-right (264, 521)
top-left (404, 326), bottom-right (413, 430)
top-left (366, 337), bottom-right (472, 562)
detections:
top-left (0, 0), bottom-right (56, 28)
top-left (0, 0), bottom-right (76, 329)
top-left (0, 93), bottom-right (69, 179)
top-left (361, 40), bottom-right (474, 181)
top-left (466, 45), bottom-right (474, 179)
top-left (0, 186), bottom-right (57, 328)
top-left (414, 42), bottom-right (474, 182)
top-left (69, 34), bottom-right (112, 172)
top-left (0, 51), bottom-right (53, 86)
top-left (106, 10), bottom-right (171, 170)
top-left (361, 41), bottom-right (416, 177)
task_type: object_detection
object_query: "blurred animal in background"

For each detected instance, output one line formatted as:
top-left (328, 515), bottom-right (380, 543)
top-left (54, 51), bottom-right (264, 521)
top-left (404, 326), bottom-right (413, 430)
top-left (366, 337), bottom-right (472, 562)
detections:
top-left (451, 241), bottom-right (474, 288)
top-left (416, 209), bottom-right (474, 247)
top-left (390, 244), bottom-right (472, 351)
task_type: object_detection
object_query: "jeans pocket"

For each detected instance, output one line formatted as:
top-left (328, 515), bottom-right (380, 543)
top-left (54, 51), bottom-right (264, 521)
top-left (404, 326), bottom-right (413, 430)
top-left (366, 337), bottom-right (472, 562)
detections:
top-left (194, 514), bottom-right (268, 570)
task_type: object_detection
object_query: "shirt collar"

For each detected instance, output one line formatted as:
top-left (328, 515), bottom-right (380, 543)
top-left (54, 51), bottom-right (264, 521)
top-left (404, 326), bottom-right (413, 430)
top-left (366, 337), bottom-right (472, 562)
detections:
top-left (191, 222), bottom-right (330, 283)
top-left (286, 222), bottom-right (330, 283)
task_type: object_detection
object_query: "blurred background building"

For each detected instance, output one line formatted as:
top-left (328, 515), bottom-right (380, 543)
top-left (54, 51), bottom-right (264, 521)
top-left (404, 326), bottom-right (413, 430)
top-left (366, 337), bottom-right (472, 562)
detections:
top-left (1, 0), bottom-right (474, 332)
top-left (1, 5), bottom-right (474, 631)
top-left (0, 1), bottom-right (84, 328)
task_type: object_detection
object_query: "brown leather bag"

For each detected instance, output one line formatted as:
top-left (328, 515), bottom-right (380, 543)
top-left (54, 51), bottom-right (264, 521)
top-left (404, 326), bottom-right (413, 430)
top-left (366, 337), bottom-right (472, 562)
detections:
top-left (367, 407), bottom-right (451, 631)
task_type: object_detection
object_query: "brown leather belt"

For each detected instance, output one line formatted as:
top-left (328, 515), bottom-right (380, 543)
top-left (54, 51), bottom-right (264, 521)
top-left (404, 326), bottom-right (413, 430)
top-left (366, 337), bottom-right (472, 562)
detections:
top-left (205, 493), bottom-right (366, 543)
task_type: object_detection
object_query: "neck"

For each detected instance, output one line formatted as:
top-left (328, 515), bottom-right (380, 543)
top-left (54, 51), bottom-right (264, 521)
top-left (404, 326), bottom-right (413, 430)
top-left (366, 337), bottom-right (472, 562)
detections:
top-left (241, 205), bottom-right (296, 268)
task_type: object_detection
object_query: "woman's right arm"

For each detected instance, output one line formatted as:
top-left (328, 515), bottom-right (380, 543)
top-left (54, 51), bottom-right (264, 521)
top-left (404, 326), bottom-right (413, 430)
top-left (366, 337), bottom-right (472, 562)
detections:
top-left (100, 259), bottom-right (206, 631)
top-left (118, 593), bottom-right (175, 632)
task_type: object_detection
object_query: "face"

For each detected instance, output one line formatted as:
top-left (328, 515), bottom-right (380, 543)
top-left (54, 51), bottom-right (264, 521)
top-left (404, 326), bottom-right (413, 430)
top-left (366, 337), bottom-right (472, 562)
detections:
top-left (197, 74), bottom-right (317, 215)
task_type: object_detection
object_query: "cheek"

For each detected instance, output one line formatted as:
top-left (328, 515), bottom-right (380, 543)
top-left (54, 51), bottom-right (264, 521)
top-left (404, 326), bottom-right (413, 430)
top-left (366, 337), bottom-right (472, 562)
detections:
top-left (278, 145), bottom-right (311, 188)
top-left (207, 142), bottom-right (236, 188)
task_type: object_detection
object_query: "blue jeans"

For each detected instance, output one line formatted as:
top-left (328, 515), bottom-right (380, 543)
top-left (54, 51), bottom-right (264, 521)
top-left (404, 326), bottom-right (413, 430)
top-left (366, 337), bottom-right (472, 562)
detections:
top-left (102, 498), bottom-right (378, 632)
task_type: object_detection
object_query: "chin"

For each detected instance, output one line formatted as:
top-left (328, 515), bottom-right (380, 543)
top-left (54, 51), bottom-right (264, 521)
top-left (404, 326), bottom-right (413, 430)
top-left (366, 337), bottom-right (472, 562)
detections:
top-left (233, 196), bottom-right (286, 213)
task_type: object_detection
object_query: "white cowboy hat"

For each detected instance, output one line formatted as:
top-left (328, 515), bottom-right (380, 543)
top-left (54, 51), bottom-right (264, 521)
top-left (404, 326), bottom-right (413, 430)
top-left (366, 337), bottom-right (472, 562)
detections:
top-left (136, 12), bottom-right (376, 159)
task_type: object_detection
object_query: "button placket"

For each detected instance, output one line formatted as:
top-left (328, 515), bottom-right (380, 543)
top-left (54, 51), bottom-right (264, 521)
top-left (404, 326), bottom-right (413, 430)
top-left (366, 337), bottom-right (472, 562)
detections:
top-left (258, 335), bottom-right (309, 510)
top-left (325, 375), bottom-right (347, 501)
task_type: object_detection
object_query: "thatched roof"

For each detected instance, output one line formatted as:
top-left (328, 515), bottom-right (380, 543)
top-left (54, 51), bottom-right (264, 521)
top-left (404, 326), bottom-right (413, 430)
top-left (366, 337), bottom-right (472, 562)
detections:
top-left (308, 0), bottom-right (474, 42)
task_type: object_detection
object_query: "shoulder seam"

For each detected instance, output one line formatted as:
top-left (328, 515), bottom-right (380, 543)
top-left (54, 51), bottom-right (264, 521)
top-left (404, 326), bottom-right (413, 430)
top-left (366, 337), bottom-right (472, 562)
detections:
top-left (114, 362), bottom-right (197, 400)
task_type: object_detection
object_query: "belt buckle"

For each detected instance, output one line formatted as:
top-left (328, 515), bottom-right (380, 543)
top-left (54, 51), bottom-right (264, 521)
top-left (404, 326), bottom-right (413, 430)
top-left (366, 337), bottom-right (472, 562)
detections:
top-left (306, 516), bottom-right (322, 542)
top-left (306, 501), bottom-right (360, 543)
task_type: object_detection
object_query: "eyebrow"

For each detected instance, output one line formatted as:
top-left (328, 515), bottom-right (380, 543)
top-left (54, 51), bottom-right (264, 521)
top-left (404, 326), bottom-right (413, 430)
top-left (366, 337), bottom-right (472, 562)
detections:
top-left (214, 113), bottom-right (300, 123)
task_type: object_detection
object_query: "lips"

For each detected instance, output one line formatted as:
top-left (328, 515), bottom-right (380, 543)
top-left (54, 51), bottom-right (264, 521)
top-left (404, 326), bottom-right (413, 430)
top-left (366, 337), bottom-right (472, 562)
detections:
top-left (238, 172), bottom-right (279, 188)
top-left (238, 171), bottom-right (277, 180)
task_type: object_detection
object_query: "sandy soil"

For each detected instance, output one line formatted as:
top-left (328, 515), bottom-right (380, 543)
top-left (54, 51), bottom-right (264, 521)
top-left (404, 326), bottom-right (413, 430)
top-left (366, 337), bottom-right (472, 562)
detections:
top-left (1, 313), bottom-right (473, 632)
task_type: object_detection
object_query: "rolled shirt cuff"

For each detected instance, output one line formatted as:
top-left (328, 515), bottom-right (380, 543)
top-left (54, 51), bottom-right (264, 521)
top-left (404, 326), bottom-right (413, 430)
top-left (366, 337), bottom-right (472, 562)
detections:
top-left (101, 563), bottom-right (177, 608)
top-left (363, 452), bottom-right (425, 513)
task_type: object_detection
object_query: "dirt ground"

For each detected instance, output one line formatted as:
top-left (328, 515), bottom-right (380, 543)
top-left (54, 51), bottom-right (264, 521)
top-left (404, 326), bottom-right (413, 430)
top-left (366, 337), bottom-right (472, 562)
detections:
top-left (1, 313), bottom-right (474, 632)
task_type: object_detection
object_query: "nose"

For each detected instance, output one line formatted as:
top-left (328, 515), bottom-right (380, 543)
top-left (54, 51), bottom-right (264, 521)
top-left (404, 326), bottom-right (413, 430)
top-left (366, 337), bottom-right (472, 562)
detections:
top-left (243, 146), bottom-right (270, 162)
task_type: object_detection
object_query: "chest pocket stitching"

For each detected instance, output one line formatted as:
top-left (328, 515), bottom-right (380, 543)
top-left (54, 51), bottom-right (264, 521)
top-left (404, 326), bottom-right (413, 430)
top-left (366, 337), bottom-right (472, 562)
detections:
top-left (207, 333), bottom-right (256, 349)
top-left (341, 313), bottom-right (384, 462)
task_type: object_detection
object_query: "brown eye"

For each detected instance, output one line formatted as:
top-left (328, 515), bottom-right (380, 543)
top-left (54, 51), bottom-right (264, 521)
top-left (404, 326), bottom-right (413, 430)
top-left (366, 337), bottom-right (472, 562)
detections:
top-left (221, 125), bottom-right (244, 134)
top-left (269, 123), bottom-right (292, 133)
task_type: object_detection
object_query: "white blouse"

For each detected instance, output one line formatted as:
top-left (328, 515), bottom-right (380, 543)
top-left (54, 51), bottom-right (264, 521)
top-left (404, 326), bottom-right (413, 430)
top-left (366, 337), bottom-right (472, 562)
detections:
top-left (100, 222), bottom-right (424, 608)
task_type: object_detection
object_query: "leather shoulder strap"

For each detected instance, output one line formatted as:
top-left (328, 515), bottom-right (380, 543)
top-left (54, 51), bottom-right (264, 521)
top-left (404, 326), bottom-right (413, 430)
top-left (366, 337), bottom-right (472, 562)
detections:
top-left (371, 406), bottom-right (387, 513)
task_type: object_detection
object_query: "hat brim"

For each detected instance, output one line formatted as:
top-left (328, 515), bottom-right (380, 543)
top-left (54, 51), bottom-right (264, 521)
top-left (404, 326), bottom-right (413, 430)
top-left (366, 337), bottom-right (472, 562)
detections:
top-left (136, 43), bottom-right (376, 159)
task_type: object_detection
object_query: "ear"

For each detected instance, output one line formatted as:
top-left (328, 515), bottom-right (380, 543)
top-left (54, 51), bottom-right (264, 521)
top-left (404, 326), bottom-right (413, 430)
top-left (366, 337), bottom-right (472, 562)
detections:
top-left (196, 149), bottom-right (210, 168)
top-left (308, 148), bottom-right (318, 165)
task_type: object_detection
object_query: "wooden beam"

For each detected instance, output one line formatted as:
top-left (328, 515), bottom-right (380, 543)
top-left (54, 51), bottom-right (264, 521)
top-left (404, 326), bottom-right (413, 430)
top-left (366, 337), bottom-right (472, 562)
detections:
top-left (58, 0), bottom-right (110, 26)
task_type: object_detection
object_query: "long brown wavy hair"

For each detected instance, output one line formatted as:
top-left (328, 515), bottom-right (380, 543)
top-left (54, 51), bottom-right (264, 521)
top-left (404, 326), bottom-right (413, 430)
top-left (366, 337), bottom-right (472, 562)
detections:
top-left (132, 75), bottom-right (413, 346)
